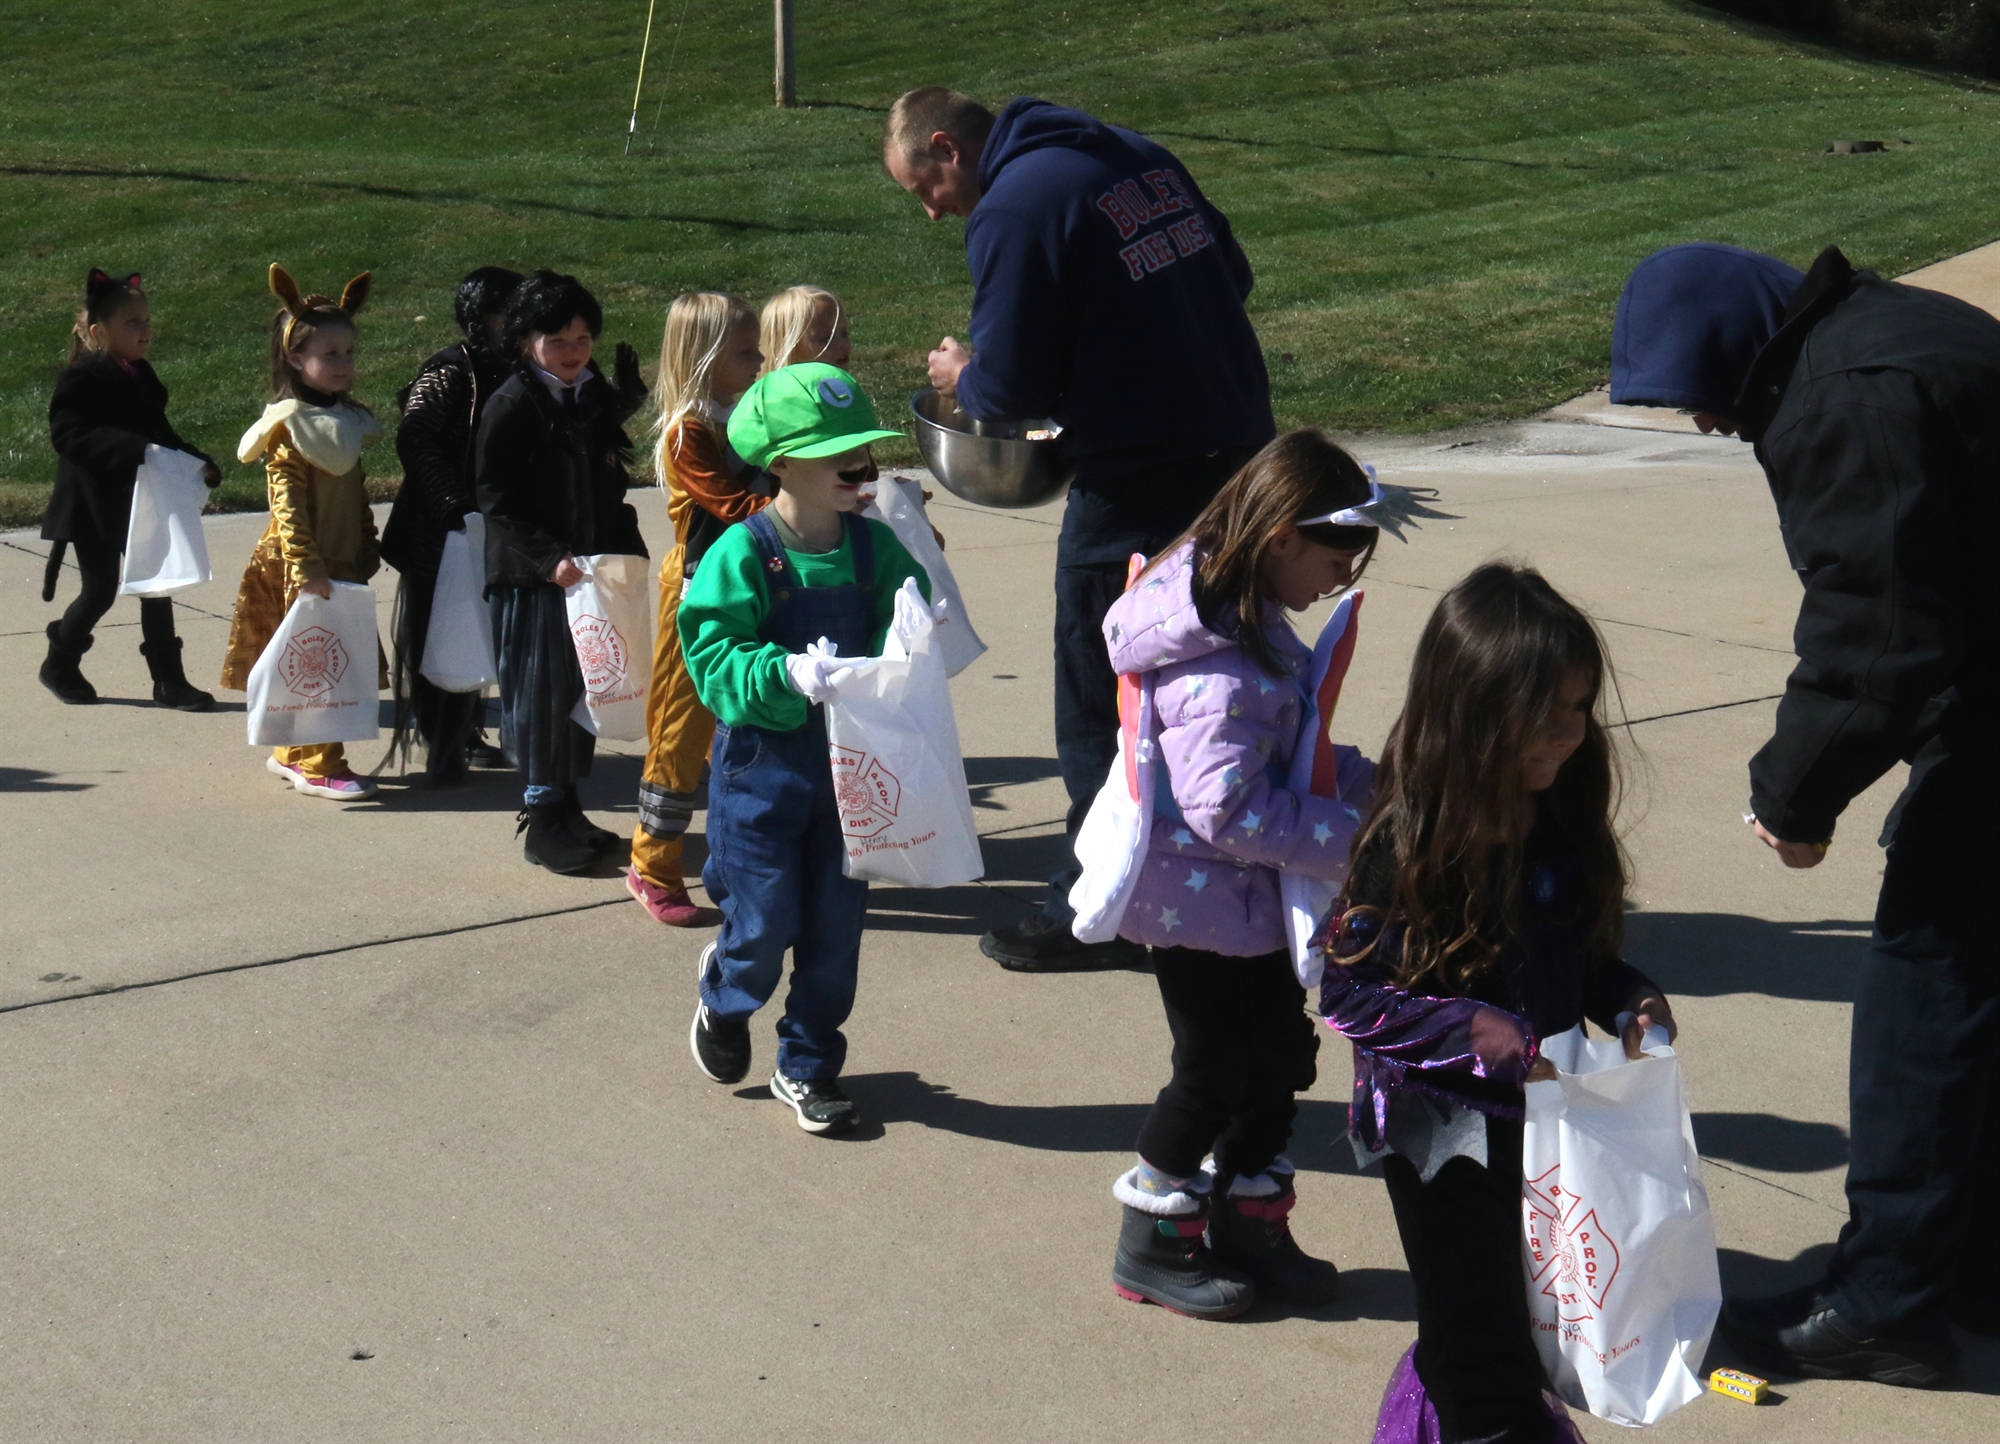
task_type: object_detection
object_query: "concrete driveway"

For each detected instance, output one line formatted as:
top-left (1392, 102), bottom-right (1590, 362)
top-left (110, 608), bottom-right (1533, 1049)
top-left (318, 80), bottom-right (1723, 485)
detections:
top-left (2, 410), bottom-right (1993, 1440)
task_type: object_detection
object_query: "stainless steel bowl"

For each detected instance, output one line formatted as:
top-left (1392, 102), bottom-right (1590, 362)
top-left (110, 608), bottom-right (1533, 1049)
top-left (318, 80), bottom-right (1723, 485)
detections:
top-left (909, 387), bottom-right (1073, 510)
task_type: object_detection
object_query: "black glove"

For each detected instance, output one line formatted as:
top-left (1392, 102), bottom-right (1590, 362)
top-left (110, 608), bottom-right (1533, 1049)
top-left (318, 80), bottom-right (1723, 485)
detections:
top-left (612, 342), bottom-right (648, 420)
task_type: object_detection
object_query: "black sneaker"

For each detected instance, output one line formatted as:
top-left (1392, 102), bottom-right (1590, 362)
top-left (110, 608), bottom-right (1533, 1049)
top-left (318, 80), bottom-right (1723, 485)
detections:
top-left (691, 1002), bottom-right (751, 1084)
top-left (979, 913), bottom-right (1146, 973)
top-left (770, 1072), bottom-right (858, 1134)
top-left (468, 737), bottom-right (511, 770)
top-left (1720, 1286), bottom-right (1956, 1388)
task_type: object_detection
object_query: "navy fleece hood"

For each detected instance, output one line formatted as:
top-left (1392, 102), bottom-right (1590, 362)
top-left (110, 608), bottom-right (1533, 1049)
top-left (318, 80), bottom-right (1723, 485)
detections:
top-left (1611, 243), bottom-right (1804, 416)
top-left (952, 97), bottom-right (1274, 484)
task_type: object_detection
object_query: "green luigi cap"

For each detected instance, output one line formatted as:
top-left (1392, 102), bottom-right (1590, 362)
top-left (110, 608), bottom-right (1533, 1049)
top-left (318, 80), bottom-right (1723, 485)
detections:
top-left (726, 362), bottom-right (903, 469)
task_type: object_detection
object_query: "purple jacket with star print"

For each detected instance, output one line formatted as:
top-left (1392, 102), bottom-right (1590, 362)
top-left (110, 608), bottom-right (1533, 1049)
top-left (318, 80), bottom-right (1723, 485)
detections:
top-left (1104, 541), bottom-right (1373, 956)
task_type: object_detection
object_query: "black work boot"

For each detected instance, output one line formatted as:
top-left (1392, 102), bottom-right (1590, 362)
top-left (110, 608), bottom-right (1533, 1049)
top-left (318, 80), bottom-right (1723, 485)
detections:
top-left (38, 622), bottom-right (97, 705)
top-left (517, 804), bottom-right (597, 875)
top-left (979, 913), bottom-right (1147, 973)
top-left (1207, 1166), bottom-right (1340, 1305)
top-left (141, 637), bottom-right (215, 711)
top-left (1110, 1169), bottom-right (1255, 1320)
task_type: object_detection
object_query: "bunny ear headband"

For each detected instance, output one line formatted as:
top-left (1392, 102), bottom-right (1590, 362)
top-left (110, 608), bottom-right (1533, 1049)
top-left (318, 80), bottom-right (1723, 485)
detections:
top-left (270, 263), bottom-right (371, 350)
top-left (86, 268), bottom-right (144, 296)
top-left (1296, 465), bottom-right (1459, 543)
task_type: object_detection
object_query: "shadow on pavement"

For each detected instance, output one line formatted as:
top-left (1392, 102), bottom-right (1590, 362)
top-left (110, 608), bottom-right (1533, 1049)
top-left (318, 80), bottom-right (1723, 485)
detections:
top-left (844, 1071), bottom-right (1363, 1173)
top-left (965, 754), bottom-right (1063, 810)
top-left (0, 767), bottom-right (94, 792)
top-left (1692, 1112), bottom-right (1849, 1173)
top-left (1625, 911), bottom-right (1871, 1003)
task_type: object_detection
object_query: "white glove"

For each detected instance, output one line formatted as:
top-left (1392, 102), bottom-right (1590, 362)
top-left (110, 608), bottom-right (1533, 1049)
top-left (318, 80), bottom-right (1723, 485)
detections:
top-left (784, 639), bottom-right (842, 703)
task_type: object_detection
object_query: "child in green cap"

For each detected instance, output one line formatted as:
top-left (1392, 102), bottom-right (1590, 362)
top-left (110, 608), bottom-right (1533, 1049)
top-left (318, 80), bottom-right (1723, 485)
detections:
top-left (679, 362), bottom-right (932, 1133)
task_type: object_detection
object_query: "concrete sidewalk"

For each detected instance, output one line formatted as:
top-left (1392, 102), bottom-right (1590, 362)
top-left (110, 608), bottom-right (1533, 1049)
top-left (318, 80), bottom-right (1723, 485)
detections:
top-left (2, 427), bottom-right (1993, 1442)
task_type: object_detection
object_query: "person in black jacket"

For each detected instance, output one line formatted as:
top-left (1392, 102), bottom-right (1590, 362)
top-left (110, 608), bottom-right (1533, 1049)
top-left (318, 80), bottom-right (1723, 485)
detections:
top-left (884, 86), bottom-right (1277, 972)
top-left (476, 271), bottom-right (648, 875)
top-left (41, 270), bottom-right (220, 709)
top-left (1612, 243), bottom-right (2000, 1388)
top-left (383, 266), bottom-right (523, 782)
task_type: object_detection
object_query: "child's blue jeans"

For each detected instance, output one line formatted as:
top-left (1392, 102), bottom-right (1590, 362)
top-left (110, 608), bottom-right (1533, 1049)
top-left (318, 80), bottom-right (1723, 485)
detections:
top-left (700, 715), bottom-right (868, 1081)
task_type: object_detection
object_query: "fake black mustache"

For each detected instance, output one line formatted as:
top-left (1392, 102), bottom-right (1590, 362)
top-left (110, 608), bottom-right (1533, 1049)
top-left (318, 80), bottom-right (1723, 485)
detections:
top-left (836, 466), bottom-right (870, 484)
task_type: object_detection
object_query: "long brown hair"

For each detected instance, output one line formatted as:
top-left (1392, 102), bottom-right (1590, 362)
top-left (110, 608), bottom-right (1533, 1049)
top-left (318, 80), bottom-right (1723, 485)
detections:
top-left (1143, 429), bottom-right (1378, 676)
top-left (1350, 563), bottom-right (1627, 994)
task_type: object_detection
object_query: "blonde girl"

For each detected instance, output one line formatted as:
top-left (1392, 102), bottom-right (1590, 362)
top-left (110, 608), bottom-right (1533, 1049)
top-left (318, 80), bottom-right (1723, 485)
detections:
top-left (758, 286), bottom-right (851, 374)
top-left (219, 265), bottom-right (385, 801)
top-left (627, 292), bottom-right (767, 925)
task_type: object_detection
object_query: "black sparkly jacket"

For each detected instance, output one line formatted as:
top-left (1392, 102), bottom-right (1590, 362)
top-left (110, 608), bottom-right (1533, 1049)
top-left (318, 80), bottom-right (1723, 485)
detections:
top-left (382, 342), bottom-right (510, 578)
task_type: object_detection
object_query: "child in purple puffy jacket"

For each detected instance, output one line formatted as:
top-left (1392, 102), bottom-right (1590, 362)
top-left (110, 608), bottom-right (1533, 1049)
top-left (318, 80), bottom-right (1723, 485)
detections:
top-left (1104, 431), bottom-right (1383, 1320)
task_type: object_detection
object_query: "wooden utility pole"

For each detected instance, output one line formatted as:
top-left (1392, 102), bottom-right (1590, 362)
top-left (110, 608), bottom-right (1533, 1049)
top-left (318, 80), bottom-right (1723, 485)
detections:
top-left (774, 0), bottom-right (796, 108)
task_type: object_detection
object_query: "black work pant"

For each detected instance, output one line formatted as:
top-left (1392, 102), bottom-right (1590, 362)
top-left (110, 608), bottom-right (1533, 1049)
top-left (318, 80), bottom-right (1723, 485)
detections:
top-left (1042, 446), bottom-right (1259, 920)
top-left (1134, 945), bottom-right (1319, 1180)
top-left (392, 569), bottom-right (482, 774)
top-left (55, 532), bottom-right (177, 653)
top-left (1828, 748), bottom-right (2000, 1334)
top-left (1385, 1118), bottom-right (1564, 1444)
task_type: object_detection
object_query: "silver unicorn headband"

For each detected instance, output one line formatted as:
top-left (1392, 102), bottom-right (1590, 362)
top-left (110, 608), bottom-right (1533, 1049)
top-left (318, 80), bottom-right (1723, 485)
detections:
top-left (1296, 465), bottom-right (1456, 542)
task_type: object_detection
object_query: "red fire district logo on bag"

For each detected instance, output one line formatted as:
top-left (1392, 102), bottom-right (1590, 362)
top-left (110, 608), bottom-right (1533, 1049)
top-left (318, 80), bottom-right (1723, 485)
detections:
top-left (571, 615), bottom-right (627, 698)
top-left (1524, 1165), bottom-right (1622, 1329)
top-left (278, 625), bottom-right (349, 700)
top-left (831, 745), bottom-right (900, 840)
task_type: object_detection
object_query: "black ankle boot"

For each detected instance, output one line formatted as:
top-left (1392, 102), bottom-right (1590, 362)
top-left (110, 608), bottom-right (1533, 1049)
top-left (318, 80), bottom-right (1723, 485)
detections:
top-left (559, 794), bottom-right (619, 853)
top-left (141, 637), bottom-right (214, 711)
top-left (1207, 1171), bottom-right (1340, 1305)
top-left (39, 622), bottom-right (97, 705)
top-left (1110, 1171), bottom-right (1256, 1320)
top-left (517, 804), bottom-right (598, 875)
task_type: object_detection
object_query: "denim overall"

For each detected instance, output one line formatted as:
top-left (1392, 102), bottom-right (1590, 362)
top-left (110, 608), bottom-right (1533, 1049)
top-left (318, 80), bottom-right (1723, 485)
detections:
top-left (700, 510), bottom-right (878, 1080)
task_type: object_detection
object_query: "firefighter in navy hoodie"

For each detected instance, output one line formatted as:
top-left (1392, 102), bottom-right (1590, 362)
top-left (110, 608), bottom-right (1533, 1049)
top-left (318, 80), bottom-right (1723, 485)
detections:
top-left (884, 86), bottom-right (1276, 973)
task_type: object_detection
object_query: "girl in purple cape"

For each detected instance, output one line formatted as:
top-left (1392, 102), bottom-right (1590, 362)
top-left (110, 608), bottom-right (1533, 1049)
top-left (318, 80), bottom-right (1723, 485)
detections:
top-left (1317, 564), bottom-right (1679, 1444)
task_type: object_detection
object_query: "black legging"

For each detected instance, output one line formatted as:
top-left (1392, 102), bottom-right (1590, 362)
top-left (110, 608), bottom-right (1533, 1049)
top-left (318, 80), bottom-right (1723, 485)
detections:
top-left (1134, 945), bottom-right (1320, 1180)
top-left (56, 532), bottom-right (177, 652)
top-left (1385, 1117), bottom-right (1564, 1443)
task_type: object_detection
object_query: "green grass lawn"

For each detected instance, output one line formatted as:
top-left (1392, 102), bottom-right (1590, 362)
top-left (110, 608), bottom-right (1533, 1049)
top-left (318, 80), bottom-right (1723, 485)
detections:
top-left (5, 0), bottom-right (2000, 525)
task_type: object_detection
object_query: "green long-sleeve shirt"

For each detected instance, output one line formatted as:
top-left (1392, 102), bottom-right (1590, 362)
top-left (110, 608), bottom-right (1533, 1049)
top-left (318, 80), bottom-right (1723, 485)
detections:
top-left (679, 515), bottom-right (931, 731)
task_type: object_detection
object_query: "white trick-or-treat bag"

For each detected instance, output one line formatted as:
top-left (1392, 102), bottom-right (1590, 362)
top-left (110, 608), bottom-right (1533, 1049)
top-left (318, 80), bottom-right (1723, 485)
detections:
top-left (1068, 555), bottom-right (1157, 942)
top-left (1521, 1025), bottom-right (1721, 1427)
top-left (862, 475), bottom-right (988, 677)
top-left (419, 513), bottom-right (498, 694)
top-left (565, 553), bottom-right (653, 741)
top-left (244, 582), bottom-right (383, 746)
top-left (120, 444), bottom-right (212, 596)
top-left (821, 578), bottom-right (984, 889)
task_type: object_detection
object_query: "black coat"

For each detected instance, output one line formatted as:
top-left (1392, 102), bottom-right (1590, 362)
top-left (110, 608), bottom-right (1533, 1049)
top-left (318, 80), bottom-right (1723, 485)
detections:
top-left (473, 365), bottom-right (646, 591)
top-left (382, 342), bottom-right (508, 578)
top-left (1737, 247), bottom-right (2000, 843)
top-left (43, 355), bottom-right (213, 547)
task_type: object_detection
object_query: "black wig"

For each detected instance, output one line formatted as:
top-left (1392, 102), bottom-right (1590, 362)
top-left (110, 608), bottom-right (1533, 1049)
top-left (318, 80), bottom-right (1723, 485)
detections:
top-left (502, 270), bottom-right (603, 354)
top-left (454, 266), bottom-right (525, 340)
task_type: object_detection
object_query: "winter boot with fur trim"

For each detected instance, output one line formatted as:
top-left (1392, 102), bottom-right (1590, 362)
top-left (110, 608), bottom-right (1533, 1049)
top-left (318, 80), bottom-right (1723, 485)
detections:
top-left (1111, 1167), bottom-right (1256, 1320)
top-left (39, 622), bottom-right (96, 705)
top-left (142, 637), bottom-right (214, 711)
top-left (1206, 1161), bottom-right (1340, 1305)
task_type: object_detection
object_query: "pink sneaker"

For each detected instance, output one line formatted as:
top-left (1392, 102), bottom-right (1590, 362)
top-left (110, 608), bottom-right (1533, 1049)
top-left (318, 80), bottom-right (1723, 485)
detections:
top-left (293, 769), bottom-right (380, 801)
top-left (266, 755), bottom-right (307, 787)
top-left (627, 869), bottom-right (721, 927)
